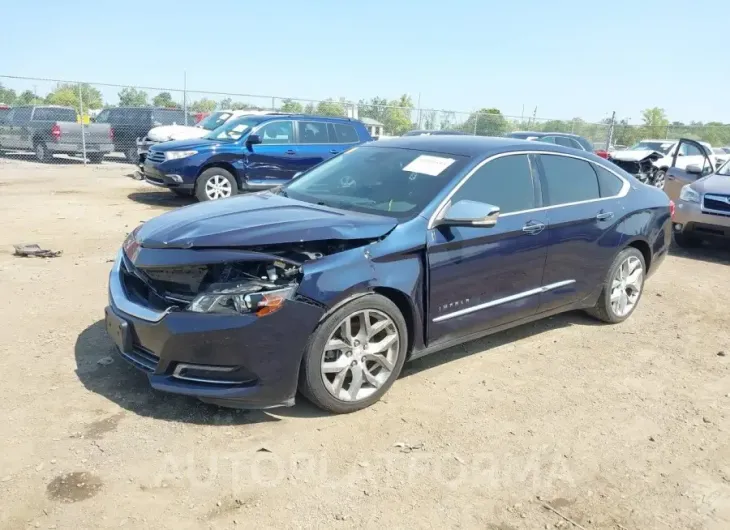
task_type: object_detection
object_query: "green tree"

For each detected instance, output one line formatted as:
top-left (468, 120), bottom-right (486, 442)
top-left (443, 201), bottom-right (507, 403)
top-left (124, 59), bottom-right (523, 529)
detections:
top-left (315, 98), bottom-right (345, 117)
top-left (304, 102), bottom-right (316, 114)
top-left (0, 83), bottom-right (17, 104)
top-left (464, 108), bottom-right (508, 136)
top-left (280, 99), bottom-right (304, 113)
top-left (381, 94), bottom-right (414, 135)
top-left (439, 111), bottom-right (456, 131)
top-left (641, 107), bottom-right (669, 138)
top-left (152, 92), bottom-right (177, 108)
top-left (358, 97), bottom-right (389, 124)
top-left (118, 87), bottom-right (148, 107)
top-left (190, 98), bottom-right (217, 113)
top-left (45, 83), bottom-right (103, 111)
top-left (423, 110), bottom-right (437, 130)
top-left (17, 90), bottom-right (43, 105)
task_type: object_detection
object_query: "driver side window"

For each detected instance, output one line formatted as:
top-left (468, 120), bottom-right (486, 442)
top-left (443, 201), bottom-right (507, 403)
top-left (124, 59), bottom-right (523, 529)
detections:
top-left (678, 143), bottom-right (702, 157)
top-left (258, 121), bottom-right (293, 145)
top-left (451, 154), bottom-right (535, 214)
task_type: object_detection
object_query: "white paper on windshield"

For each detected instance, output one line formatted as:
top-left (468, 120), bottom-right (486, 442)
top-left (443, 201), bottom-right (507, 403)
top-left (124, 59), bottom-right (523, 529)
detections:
top-left (403, 155), bottom-right (456, 176)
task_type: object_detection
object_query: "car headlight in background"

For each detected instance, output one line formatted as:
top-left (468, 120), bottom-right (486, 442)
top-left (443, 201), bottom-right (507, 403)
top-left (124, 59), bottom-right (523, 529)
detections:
top-left (165, 150), bottom-right (198, 161)
top-left (679, 185), bottom-right (700, 203)
top-left (188, 281), bottom-right (297, 316)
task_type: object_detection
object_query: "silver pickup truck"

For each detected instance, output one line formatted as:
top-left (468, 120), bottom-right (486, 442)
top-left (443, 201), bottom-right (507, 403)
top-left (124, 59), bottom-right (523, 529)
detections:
top-left (0, 105), bottom-right (113, 163)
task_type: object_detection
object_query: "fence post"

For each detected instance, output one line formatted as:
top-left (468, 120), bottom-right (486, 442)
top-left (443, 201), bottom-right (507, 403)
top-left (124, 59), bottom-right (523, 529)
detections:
top-left (606, 111), bottom-right (615, 151)
top-left (271, 97), bottom-right (276, 111)
top-left (78, 83), bottom-right (87, 164)
top-left (473, 113), bottom-right (479, 135)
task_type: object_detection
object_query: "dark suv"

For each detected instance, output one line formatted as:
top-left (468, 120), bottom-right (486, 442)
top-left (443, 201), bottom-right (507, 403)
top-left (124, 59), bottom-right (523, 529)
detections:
top-left (94, 107), bottom-right (195, 162)
top-left (143, 114), bottom-right (373, 201)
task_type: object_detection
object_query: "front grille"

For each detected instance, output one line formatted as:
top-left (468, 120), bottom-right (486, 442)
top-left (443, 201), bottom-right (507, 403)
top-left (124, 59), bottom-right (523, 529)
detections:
top-left (702, 194), bottom-right (730, 216)
top-left (611, 159), bottom-right (640, 174)
top-left (120, 345), bottom-right (159, 373)
top-left (120, 252), bottom-right (202, 310)
top-left (146, 150), bottom-right (165, 163)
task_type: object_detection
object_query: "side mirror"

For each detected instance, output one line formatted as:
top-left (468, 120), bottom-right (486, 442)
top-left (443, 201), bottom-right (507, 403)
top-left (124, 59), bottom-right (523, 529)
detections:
top-left (436, 200), bottom-right (500, 228)
top-left (686, 164), bottom-right (702, 175)
top-left (246, 133), bottom-right (262, 146)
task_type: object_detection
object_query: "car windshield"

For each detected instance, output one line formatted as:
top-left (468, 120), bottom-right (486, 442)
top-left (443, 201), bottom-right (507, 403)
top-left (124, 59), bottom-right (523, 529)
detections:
top-left (197, 111), bottom-right (234, 131)
top-left (279, 145), bottom-right (469, 219)
top-left (204, 117), bottom-right (261, 141)
top-left (630, 141), bottom-right (674, 154)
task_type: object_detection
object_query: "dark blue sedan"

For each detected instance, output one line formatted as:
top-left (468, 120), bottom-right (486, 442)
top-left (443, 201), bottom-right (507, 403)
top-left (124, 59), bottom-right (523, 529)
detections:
top-left (106, 136), bottom-right (671, 413)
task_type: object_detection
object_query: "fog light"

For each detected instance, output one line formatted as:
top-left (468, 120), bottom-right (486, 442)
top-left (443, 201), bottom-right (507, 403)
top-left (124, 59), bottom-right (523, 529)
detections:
top-left (674, 223), bottom-right (683, 231)
top-left (172, 363), bottom-right (255, 385)
top-left (168, 174), bottom-right (183, 184)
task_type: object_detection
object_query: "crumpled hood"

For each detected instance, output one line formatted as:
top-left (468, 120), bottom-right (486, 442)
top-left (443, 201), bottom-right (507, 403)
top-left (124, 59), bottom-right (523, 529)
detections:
top-left (136, 192), bottom-right (398, 249)
top-left (610, 149), bottom-right (665, 162)
top-left (147, 125), bottom-right (206, 142)
top-left (694, 173), bottom-right (730, 195)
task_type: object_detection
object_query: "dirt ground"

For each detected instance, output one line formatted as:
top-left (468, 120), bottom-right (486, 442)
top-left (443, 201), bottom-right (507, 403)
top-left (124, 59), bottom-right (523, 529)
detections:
top-left (0, 154), bottom-right (729, 530)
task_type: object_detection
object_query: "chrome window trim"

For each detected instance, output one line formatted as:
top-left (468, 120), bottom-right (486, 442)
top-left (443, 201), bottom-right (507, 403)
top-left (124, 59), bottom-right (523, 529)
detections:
top-left (433, 280), bottom-right (576, 322)
top-left (428, 150), bottom-right (630, 229)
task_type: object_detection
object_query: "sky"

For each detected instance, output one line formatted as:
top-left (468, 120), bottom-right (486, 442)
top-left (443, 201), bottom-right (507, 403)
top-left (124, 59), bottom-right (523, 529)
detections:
top-left (1, 0), bottom-right (728, 124)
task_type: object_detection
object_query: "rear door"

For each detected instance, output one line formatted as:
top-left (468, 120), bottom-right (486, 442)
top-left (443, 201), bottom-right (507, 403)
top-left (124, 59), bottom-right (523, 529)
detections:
top-left (427, 153), bottom-right (548, 346)
top-left (245, 120), bottom-right (297, 185)
top-left (536, 153), bottom-right (627, 312)
top-left (664, 139), bottom-right (715, 201)
top-left (12, 107), bottom-right (33, 150)
top-left (293, 119), bottom-right (335, 173)
top-left (329, 122), bottom-right (361, 155)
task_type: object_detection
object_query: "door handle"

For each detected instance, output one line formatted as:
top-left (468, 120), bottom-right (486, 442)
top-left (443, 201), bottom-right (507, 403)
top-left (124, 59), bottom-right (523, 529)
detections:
top-left (329, 149), bottom-right (340, 154)
top-left (596, 211), bottom-right (614, 221)
top-left (522, 221), bottom-right (545, 235)
top-left (284, 150), bottom-right (296, 155)
top-left (666, 174), bottom-right (675, 181)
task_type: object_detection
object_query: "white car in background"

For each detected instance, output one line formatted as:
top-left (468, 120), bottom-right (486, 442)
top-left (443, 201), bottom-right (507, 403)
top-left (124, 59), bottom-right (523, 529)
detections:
top-left (712, 147), bottom-right (730, 168)
top-left (608, 139), bottom-right (716, 189)
top-left (136, 110), bottom-right (276, 168)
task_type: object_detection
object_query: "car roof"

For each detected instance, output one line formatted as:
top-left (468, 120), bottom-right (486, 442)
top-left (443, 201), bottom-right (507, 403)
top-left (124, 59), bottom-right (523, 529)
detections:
top-left (260, 113), bottom-right (359, 123)
top-left (510, 131), bottom-right (585, 139)
top-left (366, 135), bottom-right (602, 159)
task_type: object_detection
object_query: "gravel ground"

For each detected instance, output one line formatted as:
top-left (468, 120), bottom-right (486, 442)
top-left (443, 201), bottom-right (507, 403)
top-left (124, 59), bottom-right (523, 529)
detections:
top-left (0, 155), bottom-right (729, 530)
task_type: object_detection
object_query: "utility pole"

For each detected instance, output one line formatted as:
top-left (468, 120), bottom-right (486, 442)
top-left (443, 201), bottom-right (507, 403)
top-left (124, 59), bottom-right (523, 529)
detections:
top-left (183, 71), bottom-right (188, 125)
top-left (606, 111), bottom-right (616, 150)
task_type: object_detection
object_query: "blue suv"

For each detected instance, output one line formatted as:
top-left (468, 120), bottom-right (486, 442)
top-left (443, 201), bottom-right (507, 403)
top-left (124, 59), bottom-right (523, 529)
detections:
top-left (142, 114), bottom-right (373, 202)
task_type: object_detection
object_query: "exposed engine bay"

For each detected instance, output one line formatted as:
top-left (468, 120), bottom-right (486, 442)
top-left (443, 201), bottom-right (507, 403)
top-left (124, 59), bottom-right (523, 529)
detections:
top-left (609, 151), bottom-right (664, 184)
top-left (122, 239), bottom-right (374, 312)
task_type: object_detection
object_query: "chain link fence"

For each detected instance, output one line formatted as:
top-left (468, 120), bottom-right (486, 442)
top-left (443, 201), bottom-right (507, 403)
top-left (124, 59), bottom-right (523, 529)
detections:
top-left (1, 74), bottom-right (729, 165)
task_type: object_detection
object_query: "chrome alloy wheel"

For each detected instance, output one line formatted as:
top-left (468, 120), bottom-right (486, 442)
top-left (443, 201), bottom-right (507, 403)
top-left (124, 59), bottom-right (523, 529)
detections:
top-left (205, 175), bottom-right (232, 200)
top-left (610, 255), bottom-right (643, 317)
top-left (321, 309), bottom-right (400, 402)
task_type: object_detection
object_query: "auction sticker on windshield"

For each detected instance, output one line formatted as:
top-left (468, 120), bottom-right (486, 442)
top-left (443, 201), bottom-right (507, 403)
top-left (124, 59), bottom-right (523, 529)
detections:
top-left (403, 155), bottom-right (456, 176)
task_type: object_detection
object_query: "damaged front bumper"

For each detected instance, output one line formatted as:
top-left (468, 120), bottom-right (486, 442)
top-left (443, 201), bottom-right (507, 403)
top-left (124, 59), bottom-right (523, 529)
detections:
top-left (104, 250), bottom-right (325, 409)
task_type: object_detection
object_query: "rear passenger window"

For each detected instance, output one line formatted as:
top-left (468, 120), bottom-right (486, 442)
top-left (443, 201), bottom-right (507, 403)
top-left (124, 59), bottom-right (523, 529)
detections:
top-left (333, 123), bottom-right (359, 143)
top-left (554, 136), bottom-right (576, 148)
top-left (33, 108), bottom-right (77, 121)
top-left (594, 165), bottom-right (624, 197)
top-left (451, 154), bottom-right (535, 214)
top-left (540, 154), bottom-right (600, 205)
top-left (297, 121), bottom-right (329, 144)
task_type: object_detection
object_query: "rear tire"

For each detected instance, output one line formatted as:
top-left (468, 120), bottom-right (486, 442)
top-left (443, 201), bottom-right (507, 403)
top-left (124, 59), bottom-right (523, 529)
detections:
top-left (195, 168), bottom-right (238, 202)
top-left (34, 142), bottom-right (49, 163)
top-left (87, 153), bottom-right (104, 164)
top-left (674, 232), bottom-right (702, 248)
top-left (586, 247), bottom-right (646, 324)
top-left (299, 294), bottom-right (408, 414)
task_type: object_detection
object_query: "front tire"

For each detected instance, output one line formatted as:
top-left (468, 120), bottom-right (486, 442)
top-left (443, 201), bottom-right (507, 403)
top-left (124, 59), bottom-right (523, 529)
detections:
top-left (299, 294), bottom-right (408, 414)
top-left (653, 169), bottom-right (666, 190)
top-left (35, 142), bottom-right (49, 163)
top-left (586, 247), bottom-right (646, 324)
top-left (195, 168), bottom-right (237, 202)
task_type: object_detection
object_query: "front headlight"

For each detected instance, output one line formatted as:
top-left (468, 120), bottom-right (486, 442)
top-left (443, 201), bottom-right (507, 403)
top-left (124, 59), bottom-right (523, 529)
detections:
top-left (188, 281), bottom-right (297, 316)
top-left (679, 185), bottom-right (700, 203)
top-left (165, 150), bottom-right (197, 161)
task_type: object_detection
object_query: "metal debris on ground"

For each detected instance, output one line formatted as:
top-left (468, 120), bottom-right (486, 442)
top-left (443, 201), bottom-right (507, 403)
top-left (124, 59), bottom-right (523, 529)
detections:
top-left (13, 244), bottom-right (62, 258)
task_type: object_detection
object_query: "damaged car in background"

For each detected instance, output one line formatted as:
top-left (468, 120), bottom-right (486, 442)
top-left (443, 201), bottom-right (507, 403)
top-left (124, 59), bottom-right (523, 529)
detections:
top-left (608, 139), bottom-right (716, 190)
top-left (105, 136), bottom-right (671, 414)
